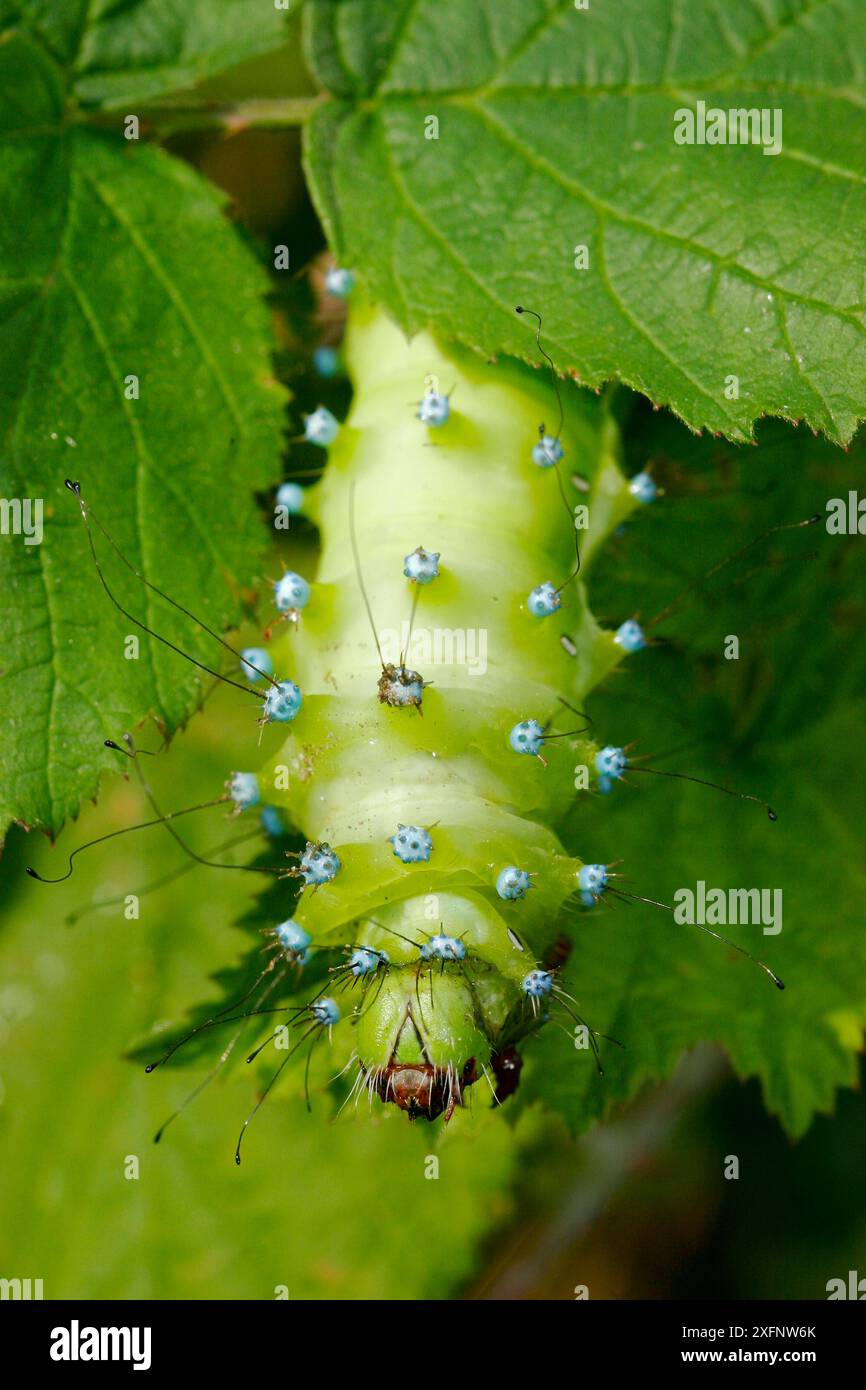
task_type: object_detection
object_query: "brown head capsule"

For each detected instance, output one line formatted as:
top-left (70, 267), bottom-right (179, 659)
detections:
top-left (371, 1060), bottom-right (478, 1122)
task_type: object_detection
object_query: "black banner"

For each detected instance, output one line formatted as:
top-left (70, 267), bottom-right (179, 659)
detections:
top-left (1, 1298), bottom-right (862, 1374)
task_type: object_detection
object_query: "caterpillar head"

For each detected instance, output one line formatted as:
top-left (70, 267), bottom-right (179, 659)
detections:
top-left (348, 892), bottom-right (541, 1122)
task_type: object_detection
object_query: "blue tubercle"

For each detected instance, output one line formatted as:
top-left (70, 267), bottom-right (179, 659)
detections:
top-left (299, 842), bottom-right (341, 886)
top-left (229, 772), bottom-right (260, 810)
top-left (628, 471), bottom-right (658, 504)
top-left (274, 571), bottom-right (310, 613)
top-left (381, 666), bottom-right (425, 707)
top-left (522, 969), bottom-right (554, 998)
top-left (239, 647), bottom-right (273, 684)
top-left (389, 825), bottom-right (433, 863)
top-left (595, 745), bottom-right (628, 780)
top-left (260, 805), bottom-right (286, 838)
top-left (421, 934), bottom-right (466, 962)
top-left (311, 997), bottom-right (340, 1027)
top-left (324, 266), bottom-right (355, 298)
top-left (262, 679), bottom-right (302, 723)
top-left (578, 863), bottom-right (608, 897)
top-left (274, 919), bottom-right (311, 963)
top-left (614, 619), bottom-right (647, 653)
top-left (417, 389), bottom-right (449, 426)
top-left (349, 947), bottom-right (388, 977)
top-left (312, 345), bottom-right (340, 377)
top-left (276, 481), bottom-right (305, 514)
top-left (304, 406), bottom-right (339, 446)
top-left (509, 719), bottom-right (545, 756)
top-left (528, 581), bottom-right (561, 617)
top-left (496, 867), bottom-right (532, 901)
top-left (403, 546), bottom-right (440, 585)
top-left (531, 435), bottom-right (563, 468)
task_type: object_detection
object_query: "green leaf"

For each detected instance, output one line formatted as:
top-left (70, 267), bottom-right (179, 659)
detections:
top-left (0, 31), bottom-right (285, 837)
top-left (0, 0), bottom-right (289, 107)
top-left (304, 0), bottom-right (866, 444)
top-left (524, 416), bottom-right (866, 1138)
top-left (125, 865), bottom-right (323, 1071)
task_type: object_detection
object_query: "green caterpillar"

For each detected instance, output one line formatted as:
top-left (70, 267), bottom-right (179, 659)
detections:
top-left (254, 298), bottom-right (641, 1121)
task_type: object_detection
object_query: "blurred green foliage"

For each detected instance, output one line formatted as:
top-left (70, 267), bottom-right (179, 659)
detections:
top-left (0, 688), bottom-right (531, 1299)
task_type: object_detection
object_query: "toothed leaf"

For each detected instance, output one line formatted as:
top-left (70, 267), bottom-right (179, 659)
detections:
top-left (526, 417), bottom-right (866, 1138)
top-left (0, 32), bottom-right (285, 838)
top-left (0, 0), bottom-right (289, 106)
top-left (305, 0), bottom-right (866, 444)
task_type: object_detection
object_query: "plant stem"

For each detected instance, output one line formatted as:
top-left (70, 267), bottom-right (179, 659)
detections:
top-left (80, 95), bottom-right (326, 138)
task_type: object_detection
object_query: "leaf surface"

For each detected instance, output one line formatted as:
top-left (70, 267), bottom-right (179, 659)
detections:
top-left (0, 31), bottom-right (285, 835)
top-left (305, 0), bottom-right (866, 442)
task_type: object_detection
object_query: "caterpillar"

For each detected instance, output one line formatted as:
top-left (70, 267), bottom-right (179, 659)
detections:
top-left (46, 290), bottom-right (790, 1158)
top-left (252, 297), bottom-right (641, 1128)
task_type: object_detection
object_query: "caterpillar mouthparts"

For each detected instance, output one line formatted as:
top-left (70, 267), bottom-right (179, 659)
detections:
top-left (365, 1061), bottom-right (478, 1123)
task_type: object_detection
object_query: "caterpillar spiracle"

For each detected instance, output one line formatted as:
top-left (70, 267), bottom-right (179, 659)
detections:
top-left (59, 295), bottom-right (784, 1154)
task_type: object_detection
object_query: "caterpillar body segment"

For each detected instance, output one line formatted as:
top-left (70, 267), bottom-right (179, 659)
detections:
top-left (257, 301), bottom-right (639, 1119)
